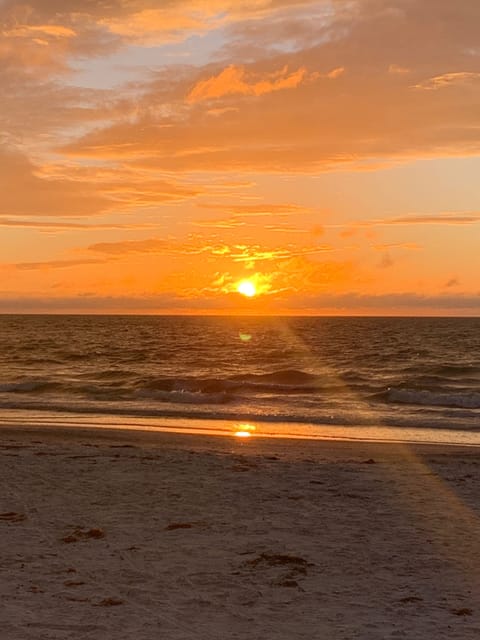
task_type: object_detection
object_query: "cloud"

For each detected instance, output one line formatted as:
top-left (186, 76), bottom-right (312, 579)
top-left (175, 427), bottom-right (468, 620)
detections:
top-left (0, 0), bottom-right (478, 316)
top-left (11, 258), bottom-right (106, 271)
top-left (4, 24), bottom-right (76, 39)
top-left (197, 202), bottom-right (308, 216)
top-left (445, 277), bottom-right (459, 288)
top-left (2, 291), bottom-right (477, 315)
top-left (212, 270), bottom-right (276, 296)
top-left (0, 0), bottom-right (320, 74)
top-left (284, 292), bottom-right (480, 313)
top-left (103, 200), bottom-right (313, 233)
top-left (413, 72), bottom-right (480, 90)
top-left (0, 70), bottom-right (118, 149)
top-left (325, 66), bottom-right (345, 79)
top-left (97, 1), bottom-right (321, 46)
top-left (379, 213), bottom-right (480, 226)
top-left (206, 107), bottom-right (239, 117)
top-left (87, 236), bottom-right (330, 267)
top-left (388, 64), bottom-right (410, 74)
top-left (378, 253), bottom-right (394, 269)
top-left (194, 218), bottom-right (246, 229)
top-left (0, 2), bottom-right (119, 75)
top-left (187, 64), bottom-right (308, 102)
top-left (263, 223), bottom-right (311, 233)
top-left (373, 242), bottom-right (421, 250)
top-left (99, 9), bottom-right (210, 44)
top-left (341, 213), bottom-right (480, 230)
top-left (0, 146), bottom-right (204, 218)
top-left (207, 256), bottom-right (357, 300)
top-left (227, 244), bottom-right (330, 265)
top-left (0, 293), bottom-right (222, 313)
top-left (0, 147), bottom-right (111, 217)
top-left (88, 237), bottom-right (171, 255)
top-left (0, 217), bottom-right (156, 232)
top-left (48, 1), bottom-right (479, 173)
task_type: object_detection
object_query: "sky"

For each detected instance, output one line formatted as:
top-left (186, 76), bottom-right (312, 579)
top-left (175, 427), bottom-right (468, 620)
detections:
top-left (0, 0), bottom-right (479, 315)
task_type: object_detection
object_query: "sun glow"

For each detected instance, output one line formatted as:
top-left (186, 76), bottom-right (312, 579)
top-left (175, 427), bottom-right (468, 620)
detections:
top-left (237, 279), bottom-right (257, 297)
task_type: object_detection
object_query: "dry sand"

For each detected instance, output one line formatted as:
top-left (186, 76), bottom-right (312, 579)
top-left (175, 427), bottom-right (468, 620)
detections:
top-left (1, 425), bottom-right (479, 639)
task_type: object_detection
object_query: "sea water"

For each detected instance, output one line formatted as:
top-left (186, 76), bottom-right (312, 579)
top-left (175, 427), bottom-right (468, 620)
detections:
top-left (0, 315), bottom-right (479, 444)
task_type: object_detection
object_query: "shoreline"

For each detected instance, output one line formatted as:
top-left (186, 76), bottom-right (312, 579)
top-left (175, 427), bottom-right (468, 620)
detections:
top-left (1, 421), bottom-right (480, 456)
top-left (1, 408), bottom-right (480, 449)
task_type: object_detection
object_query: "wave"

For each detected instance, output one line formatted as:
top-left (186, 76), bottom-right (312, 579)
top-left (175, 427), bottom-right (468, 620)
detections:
top-left (78, 369), bottom-right (136, 381)
top-left (139, 377), bottom-right (227, 394)
top-left (0, 380), bottom-right (62, 394)
top-left (136, 369), bottom-right (325, 397)
top-left (134, 389), bottom-right (231, 405)
top-left (401, 363), bottom-right (480, 378)
top-left (3, 368), bottom-right (479, 414)
top-left (230, 369), bottom-right (318, 386)
top-left (431, 364), bottom-right (480, 377)
top-left (0, 376), bottom-right (234, 405)
top-left (385, 387), bottom-right (480, 409)
top-left (229, 370), bottom-right (329, 393)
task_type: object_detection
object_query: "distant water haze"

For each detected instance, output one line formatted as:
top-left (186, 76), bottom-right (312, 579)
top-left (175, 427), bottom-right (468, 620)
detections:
top-left (0, 316), bottom-right (479, 442)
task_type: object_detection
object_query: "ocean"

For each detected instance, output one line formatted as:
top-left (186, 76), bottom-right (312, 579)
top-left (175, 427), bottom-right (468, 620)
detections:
top-left (0, 315), bottom-right (479, 444)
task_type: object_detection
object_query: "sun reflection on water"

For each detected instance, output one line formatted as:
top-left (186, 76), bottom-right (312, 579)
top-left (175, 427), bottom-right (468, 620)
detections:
top-left (234, 423), bottom-right (256, 438)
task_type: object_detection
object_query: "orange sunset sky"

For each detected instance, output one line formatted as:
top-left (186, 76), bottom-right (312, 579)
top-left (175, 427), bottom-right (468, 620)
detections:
top-left (1, 0), bottom-right (479, 315)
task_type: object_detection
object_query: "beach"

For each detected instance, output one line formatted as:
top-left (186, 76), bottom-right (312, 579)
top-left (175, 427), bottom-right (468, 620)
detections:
top-left (1, 425), bottom-right (479, 639)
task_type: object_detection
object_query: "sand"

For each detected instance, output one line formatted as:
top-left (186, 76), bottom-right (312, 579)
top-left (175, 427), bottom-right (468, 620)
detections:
top-left (0, 425), bottom-right (479, 639)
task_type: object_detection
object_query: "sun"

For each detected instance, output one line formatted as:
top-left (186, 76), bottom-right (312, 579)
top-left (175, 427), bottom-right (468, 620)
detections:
top-left (237, 279), bottom-right (257, 297)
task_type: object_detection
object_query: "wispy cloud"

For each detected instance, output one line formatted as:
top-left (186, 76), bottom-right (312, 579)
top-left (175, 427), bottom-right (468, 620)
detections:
top-left (0, 217), bottom-right (157, 231)
top-left (341, 213), bottom-right (480, 230)
top-left (373, 242), bottom-right (421, 250)
top-left (445, 277), bottom-right (460, 288)
top-left (378, 253), bottom-right (394, 269)
top-left (97, 1), bottom-right (320, 46)
top-left (388, 64), bottom-right (410, 75)
top-left (379, 213), bottom-right (480, 226)
top-left (0, 149), bottom-right (111, 217)
top-left (193, 202), bottom-right (312, 231)
top-left (12, 259), bottom-right (106, 271)
top-left (193, 218), bottom-right (246, 229)
top-left (87, 236), bottom-right (330, 266)
top-left (413, 71), bottom-right (480, 90)
top-left (4, 24), bottom-right (76, 40)
top-left (197, 203), bottom-right (309, 216)
top-left (0, 148), bottom-right (204, 218)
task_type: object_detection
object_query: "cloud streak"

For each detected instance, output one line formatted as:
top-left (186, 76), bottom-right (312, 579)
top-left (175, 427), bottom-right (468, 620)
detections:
top-left (1, 291), bottom-right (477, 315)
top-left (0, 218), bottom-right (157, 231)
top-left (364, 213), bottom-right (480, 227)
top-left (87, 236), bottom-right (330, 264)
top-left (413, 72), bottom-right (480, 90)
